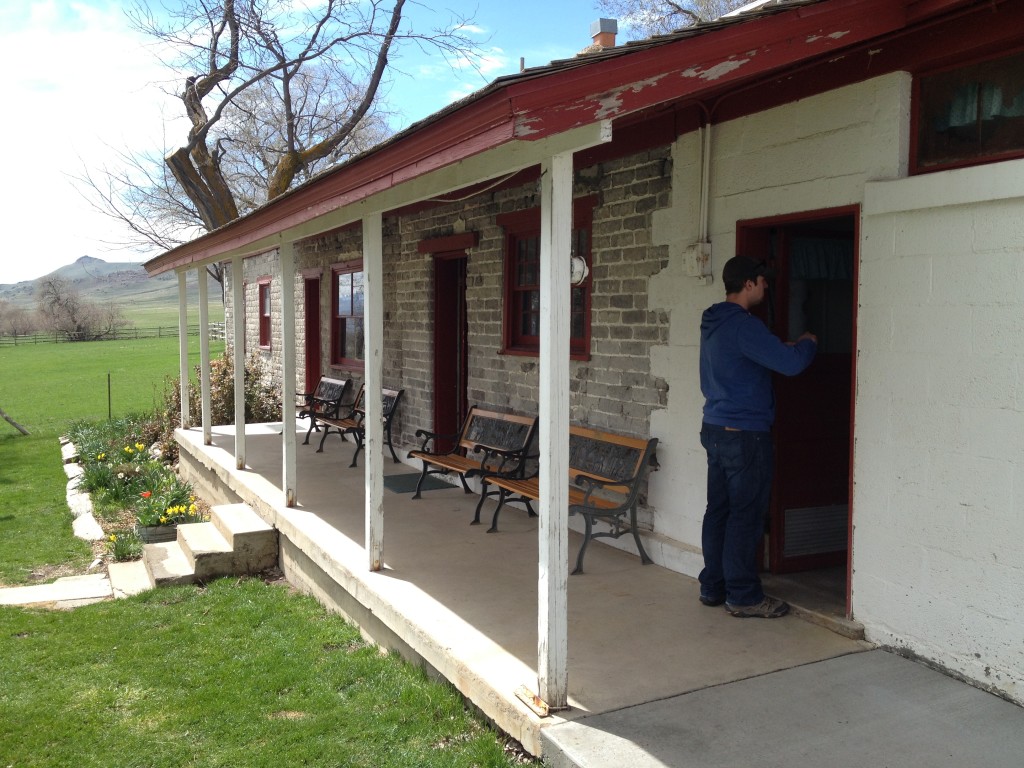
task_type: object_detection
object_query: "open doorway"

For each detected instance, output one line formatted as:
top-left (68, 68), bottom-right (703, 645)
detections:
top-left (737, 207), bottom-right (858, 617)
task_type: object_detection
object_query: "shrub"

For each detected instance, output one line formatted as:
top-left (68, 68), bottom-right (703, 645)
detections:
top-left (157, 352), bottom-right (282, 459)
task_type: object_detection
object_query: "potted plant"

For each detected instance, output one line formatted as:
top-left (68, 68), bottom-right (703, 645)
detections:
top-left (135, 475), bottom-right (205, 543)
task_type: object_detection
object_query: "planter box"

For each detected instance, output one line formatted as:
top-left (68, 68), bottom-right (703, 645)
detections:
top-left (136, 524), bottom-right (178, 544)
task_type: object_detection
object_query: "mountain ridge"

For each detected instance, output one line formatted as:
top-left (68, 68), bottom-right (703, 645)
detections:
top-left (0, 256), bottom-right (217, 314)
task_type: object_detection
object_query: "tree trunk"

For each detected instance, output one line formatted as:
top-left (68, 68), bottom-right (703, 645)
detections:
top-left (0, 406), bottom-right (30, 435)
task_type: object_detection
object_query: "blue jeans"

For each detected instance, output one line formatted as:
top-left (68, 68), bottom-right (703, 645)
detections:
top-left (699, 424), bottom-right (773, 607)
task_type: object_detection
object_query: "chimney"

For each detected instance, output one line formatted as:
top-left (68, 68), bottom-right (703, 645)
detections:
top-left (590, 18), bottom-right (617, 49)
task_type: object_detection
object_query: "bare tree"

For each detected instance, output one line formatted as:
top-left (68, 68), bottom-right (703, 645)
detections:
top-left (77, 0), bottom-right (478, 287)
top-left (0, 300), bottom-right (37, 337)
top-left (35, 278), bottom-right (130, 342)
top-left (597, 0), bottom-right (752, 39)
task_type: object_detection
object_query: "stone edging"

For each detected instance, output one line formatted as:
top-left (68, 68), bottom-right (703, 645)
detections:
top-left (59, 437), bottom-right (105, 543)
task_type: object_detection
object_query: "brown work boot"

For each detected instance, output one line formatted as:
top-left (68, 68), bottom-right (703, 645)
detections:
top-left (725, 596), bottom-right (789, 618)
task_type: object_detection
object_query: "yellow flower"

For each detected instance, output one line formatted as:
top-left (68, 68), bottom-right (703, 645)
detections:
top-left (135, 442), bottom-right (145, 451)
top-left (109, 534), bottom-right (117, 542)
top-left (124, 446), bottom-right (134, 455)
top-left (96, 452), bottom-right (106, 461)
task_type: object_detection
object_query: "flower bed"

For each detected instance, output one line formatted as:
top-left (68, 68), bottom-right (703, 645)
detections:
top-left (67, 415), bottom-right (209, 562)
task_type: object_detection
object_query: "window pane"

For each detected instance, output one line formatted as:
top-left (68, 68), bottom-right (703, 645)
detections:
top-left (345, 317), bottom-right (365, 361)
top-left (571, 311), bottom-right (584, 339)
top-left (337, 273), bottom-right (352, 316)
top-left (352, 271), bottom-right (364, 315)
top-left (917, 51), bottom-right (1024, 170)
top-left (260, 284), bottom-right (270, 317)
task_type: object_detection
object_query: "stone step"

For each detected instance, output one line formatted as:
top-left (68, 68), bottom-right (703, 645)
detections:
top-left (178, 522), bottom-right (235, 581)
top-left (144, 541), bottom-right (197, 586)
top-left (140, 504), bottom-right (278, 588)
top-left (108, 559), bottom-right (153, 598)
top-left (209, 503), bottom-right (278, 573)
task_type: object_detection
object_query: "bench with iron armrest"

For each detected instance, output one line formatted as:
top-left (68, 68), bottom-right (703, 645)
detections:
top-left (297, 376), bottom-right (353, 445)
top-left (315, 387), bottom-right (404, 467)
top-left (476, 425), bottom-right (659, 574)
top-left (407, 407), bottom-right (538, 500)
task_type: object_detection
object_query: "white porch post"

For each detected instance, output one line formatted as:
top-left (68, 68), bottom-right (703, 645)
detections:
top-left (280, 242), bottom-right (298, 507)
top-left (177, 271), bottom-right (190, 429)
top-left (231, 255), bottom-right (246, 469)
top-left (198, 267), bottom-right (212, 445)
top-left (363, 213), bottom-right (385, 571)
top-left (537, 152), bottom-right (572, 708)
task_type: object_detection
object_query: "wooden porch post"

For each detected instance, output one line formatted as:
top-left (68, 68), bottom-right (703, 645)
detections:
top-left (198, 266), bottom-right (213, 445)
top-left (363, 213), bottom-right (385, 571)
top-left (537, 151), bottom-right (573, 708)
top-left (231, 255), bottom-right (246, 469)
top-left (177, 271), bottom-right (190, 429)
top-left (280, 242), bottom-right (298, 507)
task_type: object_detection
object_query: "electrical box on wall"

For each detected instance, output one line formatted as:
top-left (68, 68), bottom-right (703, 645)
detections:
top-left (685, 241), bottom-right (713, 280)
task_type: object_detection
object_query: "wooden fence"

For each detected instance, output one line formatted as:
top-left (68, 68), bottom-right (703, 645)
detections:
top-left (0, 323), bottom-right (225, 347)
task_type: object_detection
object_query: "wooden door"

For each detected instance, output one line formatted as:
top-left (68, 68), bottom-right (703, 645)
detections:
top-left (433, 253), bottom-right (468, 452)
top-left (738, 211), bottom-right (857, 574)
top-left (303, 277), bottom-right (321, 392)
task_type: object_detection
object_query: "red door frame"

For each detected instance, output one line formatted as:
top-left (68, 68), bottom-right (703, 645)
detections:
top-left (737, 204), bottom-right (860, 617)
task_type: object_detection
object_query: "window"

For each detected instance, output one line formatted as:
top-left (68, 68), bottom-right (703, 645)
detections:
top-left (914, 50), bottom-right (1024, 173)
top-left (258, 278), bottom-right (271, 348)
top-left (331, 264), bottom-right (364, 367)
top-left (498, 198), bottom-right (594, 359)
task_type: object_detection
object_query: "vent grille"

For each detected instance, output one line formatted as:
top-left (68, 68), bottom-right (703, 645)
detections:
top-left (783, 504), bottom-right (848, 557)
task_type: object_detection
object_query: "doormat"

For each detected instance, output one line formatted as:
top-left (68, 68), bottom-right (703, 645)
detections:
top-left (383, 473), bottom-right (456, 494)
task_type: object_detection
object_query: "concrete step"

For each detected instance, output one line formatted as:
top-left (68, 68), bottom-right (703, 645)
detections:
top-left (210, 503), bottom-right (278, 573)
top-left (144, 541), bottom-right (197, 586)
top-left (108, 559), bottom-right (153, 598)
top-left (140, 504), bottom-right (278, 588)
top-left (178, 522), bottom-right (235, 581)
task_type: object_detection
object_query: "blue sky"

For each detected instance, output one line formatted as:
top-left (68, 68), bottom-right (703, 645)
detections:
top-left (0, 0), bottom-right (615, 284)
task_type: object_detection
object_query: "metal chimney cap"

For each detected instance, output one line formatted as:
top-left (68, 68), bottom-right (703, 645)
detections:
top-left (590, 18), bottom-right (618, 36)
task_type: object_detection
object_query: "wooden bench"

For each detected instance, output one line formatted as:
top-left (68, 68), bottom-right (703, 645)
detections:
top-left (408, 407), bottom-right (538, 500)
top-left (315, 387), bottom-right (404, 468)
top-left (297, 376), bottom-right (354, 445)
top-left (475, 425), bottom-right (659, 574)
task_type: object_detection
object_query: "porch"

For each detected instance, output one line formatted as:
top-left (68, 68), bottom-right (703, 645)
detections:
top-left (176, 422), bottom-right (868, 757)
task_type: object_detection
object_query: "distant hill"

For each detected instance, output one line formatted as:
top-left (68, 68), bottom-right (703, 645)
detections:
top-left (0, 256), bottom-right (222, 322)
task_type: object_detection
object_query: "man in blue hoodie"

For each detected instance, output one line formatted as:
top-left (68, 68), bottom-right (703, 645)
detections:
top-left (699, 255), bottom-right (817, 618)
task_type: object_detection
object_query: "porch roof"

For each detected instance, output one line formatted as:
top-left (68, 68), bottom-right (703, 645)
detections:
top-left (143, 0), bottom-right (982, 277)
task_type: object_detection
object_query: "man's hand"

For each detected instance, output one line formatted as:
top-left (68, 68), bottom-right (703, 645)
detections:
top-left (797, 331), bottom-right (818, 344)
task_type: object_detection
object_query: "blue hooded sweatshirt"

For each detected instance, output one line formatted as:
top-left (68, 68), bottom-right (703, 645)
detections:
top-left (700, 302), bottom-right (817, 432)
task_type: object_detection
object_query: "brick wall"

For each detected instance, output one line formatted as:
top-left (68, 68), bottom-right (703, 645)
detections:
top-left (223, 147), bottom-right (672, 467)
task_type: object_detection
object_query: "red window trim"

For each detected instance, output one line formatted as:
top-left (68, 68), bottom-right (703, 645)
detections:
top-left (257, 277), bottom-right (272, 350)
top-left (497, 196), bottom-right (596, 360)
top-left (330, 260), bottom-right (365, 371)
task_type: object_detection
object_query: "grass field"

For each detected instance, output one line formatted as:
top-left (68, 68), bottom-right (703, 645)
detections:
top-left (0, 335), bottom-right (224, 584)
top-left (0, 336), bottom-right (225, 436)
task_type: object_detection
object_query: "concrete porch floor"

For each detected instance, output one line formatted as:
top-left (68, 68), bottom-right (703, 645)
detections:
top-left (177, 423), bottom-right (870, 757)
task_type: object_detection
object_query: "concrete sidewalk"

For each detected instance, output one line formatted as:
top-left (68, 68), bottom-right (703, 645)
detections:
top-left (0, 573), bottom-right (112, 609)
top-left (541, 649), bottom-right (1024, 767)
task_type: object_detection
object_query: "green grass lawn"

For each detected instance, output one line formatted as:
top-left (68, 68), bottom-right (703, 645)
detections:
top-left (0, 336), bottom-right (224, 584)
top-left (0, 578), bottom-right (528, 767)
top-left (0, 336), bottom-right (224, 436)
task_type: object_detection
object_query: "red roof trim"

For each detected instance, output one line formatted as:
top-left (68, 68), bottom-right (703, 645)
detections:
top-left (145, 0), bottom-right (990, 276)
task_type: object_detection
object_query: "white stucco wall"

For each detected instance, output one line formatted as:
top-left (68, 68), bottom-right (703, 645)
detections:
top-left (647, 72), bottom-right (912, 574)
top-left (856, 158), bottom-right (1024, 704)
